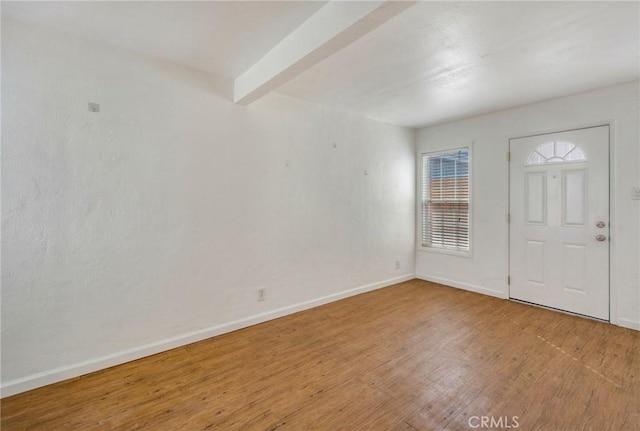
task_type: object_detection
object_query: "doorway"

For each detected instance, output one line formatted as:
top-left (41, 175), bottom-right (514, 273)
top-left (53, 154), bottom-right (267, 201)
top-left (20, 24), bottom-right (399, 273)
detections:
top-left (509, 125), bottom-right (610, 320)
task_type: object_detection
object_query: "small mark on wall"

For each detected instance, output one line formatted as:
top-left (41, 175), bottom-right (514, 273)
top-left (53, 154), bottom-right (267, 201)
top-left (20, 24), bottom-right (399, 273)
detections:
top-left (88, 102), bottom-right (100, 113)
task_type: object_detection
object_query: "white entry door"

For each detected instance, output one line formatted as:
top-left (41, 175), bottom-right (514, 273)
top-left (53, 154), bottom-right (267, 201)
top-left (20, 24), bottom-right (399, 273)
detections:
top-left (509, 126), bottom-right (609, 320)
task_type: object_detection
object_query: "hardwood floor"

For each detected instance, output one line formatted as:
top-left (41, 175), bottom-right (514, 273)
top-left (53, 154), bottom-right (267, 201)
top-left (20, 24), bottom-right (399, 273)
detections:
top-left (2, 279), bottom-right (639, 430)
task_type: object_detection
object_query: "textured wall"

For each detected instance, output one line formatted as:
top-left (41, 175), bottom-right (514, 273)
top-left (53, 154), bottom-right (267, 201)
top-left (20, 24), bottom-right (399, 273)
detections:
top-left (1, 19), bottom-right (416, 393)
top-left (416, 81), bottom-right (640, 329)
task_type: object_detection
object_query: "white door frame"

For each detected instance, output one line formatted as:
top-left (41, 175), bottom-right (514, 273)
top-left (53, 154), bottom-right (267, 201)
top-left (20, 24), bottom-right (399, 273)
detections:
top-left (506, 120), bottom-right (616, 323)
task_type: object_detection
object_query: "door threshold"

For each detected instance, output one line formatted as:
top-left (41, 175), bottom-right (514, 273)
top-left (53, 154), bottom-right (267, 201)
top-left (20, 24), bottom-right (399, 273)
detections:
top-left (508, 298), bottom-right (610, 323)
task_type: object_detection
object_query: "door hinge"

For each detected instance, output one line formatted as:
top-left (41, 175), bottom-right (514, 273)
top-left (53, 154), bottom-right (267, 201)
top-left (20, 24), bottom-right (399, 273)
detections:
top-left (507, 276), bottom-right (511, 285)
top-left (506, 213), bottom-right (510, 223)
top-left (506, 151), bottom-right (511, 162)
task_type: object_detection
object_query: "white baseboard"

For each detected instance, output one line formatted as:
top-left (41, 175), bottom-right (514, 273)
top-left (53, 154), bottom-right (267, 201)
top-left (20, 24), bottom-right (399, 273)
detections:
top-left (616, 318), bottom-right (640, 331)
top-left (1, 273), bottom-right (415, 398)
top-left (415, 273), bottom-right (508, 299)
top-left (416, 273), bottom-right (640, 332)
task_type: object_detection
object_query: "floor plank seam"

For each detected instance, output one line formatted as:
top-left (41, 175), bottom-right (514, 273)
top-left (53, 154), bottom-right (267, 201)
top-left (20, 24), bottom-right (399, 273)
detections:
top-left (534, 334), bottom-right (622, 389)
top-left (494, 309), bottom-right (627, 392)
top-left (497, 309), bottom-right (624, 390)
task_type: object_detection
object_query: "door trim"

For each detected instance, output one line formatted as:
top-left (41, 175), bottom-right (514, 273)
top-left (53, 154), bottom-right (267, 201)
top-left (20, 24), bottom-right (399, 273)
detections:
top-left (506, 121), bottom-right (615, 323)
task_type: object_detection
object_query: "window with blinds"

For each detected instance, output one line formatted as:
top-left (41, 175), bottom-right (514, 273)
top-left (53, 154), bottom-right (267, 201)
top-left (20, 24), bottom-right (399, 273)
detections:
top-left (421, 149), bottom-right (470, 253)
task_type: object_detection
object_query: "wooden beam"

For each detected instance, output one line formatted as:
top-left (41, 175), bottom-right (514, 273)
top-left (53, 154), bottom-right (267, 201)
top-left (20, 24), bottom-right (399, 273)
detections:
top-left (233, 0), bottom-right (416, 105)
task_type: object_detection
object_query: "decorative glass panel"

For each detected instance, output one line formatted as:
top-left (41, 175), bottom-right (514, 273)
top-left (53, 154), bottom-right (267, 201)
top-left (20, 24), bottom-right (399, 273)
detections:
top-left (527, 141), bottom-right (586, 165)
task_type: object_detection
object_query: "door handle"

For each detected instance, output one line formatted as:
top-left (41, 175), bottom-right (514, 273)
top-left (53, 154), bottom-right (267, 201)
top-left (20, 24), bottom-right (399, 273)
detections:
top-left (596, 235), bottom-right (607, 242)
top-left (596, 221), bottom-right (606, 228)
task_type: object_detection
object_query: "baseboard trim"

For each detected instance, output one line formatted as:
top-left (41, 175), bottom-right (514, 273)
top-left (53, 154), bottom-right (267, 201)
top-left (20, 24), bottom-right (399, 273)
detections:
top-left (416, 274), bottom-right (639, 332)
top-left (1, 273), bottom-right (415, 398)
top-left (616, 318), bottom-right (640, 331)
top-left (415, 273), bottom-right (508, 299)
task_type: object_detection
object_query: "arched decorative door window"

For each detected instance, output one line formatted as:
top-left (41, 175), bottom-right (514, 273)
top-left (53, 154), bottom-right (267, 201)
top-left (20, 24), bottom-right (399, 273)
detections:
top-left (526, 141), bottom-right (586, 165)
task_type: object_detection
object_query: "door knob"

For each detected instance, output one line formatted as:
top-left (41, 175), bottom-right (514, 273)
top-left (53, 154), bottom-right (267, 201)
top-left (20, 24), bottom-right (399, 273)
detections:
top-left (596, 221), bottom-right (606, 228)
top-left (596, 235), bottom-right (607, 242)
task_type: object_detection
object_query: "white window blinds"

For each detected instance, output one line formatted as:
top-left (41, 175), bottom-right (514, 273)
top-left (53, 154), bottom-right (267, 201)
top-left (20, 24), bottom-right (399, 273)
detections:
top-left (421, 149), bottom-right (470, 252)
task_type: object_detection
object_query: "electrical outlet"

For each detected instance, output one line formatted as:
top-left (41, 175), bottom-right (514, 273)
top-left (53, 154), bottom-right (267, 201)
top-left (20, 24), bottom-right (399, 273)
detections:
top-left (395, 260), bottom-right (400, 270)
top-left (632, 187), bottom-right (640, 200)
top-left (88, 102), bottom-right (100, 113)
top-left (257, 287), bottom-right (267, 301)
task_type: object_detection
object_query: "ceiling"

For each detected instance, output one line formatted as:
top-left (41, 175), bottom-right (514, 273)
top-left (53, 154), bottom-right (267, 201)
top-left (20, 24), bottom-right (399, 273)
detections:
top-left (278, 1), bottom-right (640, 127)
top-left (3, 1), bottom-right (639, 128)
top-left (2, 1), bottom-right (327, 79)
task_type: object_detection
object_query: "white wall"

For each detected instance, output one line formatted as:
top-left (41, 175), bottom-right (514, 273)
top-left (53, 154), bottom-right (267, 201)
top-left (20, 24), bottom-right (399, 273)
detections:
top-left (416, 81), bottom-right (640, 330)
top-left (1, 19), bottom-right (416, 395)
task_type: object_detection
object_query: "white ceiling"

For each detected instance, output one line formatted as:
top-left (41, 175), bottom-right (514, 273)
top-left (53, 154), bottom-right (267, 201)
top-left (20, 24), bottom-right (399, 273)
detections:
top-left (2, 1), bottom-right (327, 79)
top-left (3, 1), bottom-right (639, 128)
top-left (278, 1), bottom-right (640, 127)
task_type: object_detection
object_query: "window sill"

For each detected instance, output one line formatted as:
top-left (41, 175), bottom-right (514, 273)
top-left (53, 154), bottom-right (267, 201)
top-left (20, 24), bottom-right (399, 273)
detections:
top-left (417, 246), bottom-right (473, 258)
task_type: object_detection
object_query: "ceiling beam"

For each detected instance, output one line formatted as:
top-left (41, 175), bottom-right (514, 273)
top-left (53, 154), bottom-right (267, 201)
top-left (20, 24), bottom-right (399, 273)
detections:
top-left (233, 0), bottom-right (416, 105)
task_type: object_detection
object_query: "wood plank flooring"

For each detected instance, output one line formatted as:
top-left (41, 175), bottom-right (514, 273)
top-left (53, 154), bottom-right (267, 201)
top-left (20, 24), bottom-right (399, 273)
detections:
top-left (2, 279), bottom-right (639, 430)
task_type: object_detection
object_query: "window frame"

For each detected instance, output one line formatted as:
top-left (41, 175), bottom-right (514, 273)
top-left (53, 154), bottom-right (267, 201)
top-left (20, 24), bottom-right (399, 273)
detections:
top-left (418, 146), bottom-right (473, 257)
